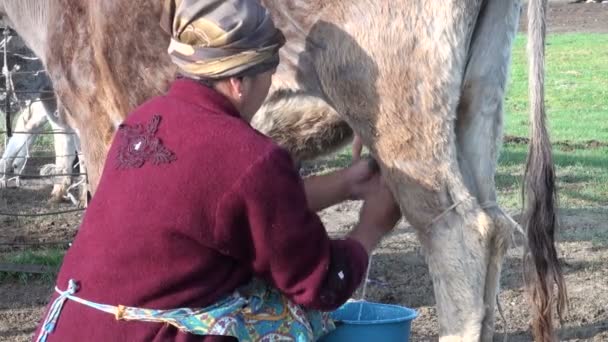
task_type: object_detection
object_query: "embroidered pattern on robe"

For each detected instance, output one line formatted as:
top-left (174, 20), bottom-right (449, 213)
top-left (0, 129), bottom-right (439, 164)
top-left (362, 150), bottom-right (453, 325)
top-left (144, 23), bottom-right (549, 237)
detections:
top-left (116, 115), bottom-right (176, 169)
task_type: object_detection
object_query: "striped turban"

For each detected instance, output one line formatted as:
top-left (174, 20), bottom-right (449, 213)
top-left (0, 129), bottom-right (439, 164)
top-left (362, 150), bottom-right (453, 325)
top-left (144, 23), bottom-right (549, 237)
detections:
top-left (160, 0), bottom-right (285, 80)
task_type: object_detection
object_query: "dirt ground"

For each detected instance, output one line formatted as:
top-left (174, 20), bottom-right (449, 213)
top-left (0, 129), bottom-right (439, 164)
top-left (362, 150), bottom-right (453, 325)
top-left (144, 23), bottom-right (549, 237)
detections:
top-left (520, 0), bottom-right (608, 34)
top-left (1, 2), bottom-right (608, 341)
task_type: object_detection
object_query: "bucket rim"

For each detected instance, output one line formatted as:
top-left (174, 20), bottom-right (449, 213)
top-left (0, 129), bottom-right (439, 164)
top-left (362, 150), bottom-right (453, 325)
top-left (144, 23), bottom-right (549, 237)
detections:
top-left (331, 301), bottom-right (418, 325)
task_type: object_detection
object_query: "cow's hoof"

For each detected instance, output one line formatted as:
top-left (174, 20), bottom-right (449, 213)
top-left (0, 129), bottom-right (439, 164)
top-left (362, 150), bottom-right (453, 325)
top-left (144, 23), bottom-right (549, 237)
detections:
top-left (48, 193), bottom-right (66, 204)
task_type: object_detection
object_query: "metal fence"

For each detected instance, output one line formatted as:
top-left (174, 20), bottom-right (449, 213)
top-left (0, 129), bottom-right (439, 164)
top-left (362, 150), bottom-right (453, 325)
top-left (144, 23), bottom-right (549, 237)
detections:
top-left (0, 26), bottom-right (86, 226)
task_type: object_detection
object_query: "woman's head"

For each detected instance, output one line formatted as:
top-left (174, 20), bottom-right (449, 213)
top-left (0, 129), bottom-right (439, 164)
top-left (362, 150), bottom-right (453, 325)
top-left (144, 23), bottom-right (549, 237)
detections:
top-left (161, 0), bottom-right (285, 120)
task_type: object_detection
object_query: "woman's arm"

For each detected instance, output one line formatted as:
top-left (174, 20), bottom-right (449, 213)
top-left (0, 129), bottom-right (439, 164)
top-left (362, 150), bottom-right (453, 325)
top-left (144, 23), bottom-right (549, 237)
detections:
top-left (215, 145), bottom-right (399, 311)
top-left (215, 147), bottom-right (368, 310)
top-left (303, 170), bottom-right (350, 212)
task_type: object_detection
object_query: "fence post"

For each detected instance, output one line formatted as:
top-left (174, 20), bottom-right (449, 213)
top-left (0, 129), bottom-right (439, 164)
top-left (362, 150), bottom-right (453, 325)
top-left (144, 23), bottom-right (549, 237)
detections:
top-left (2, 26), bottom-right (11, 138)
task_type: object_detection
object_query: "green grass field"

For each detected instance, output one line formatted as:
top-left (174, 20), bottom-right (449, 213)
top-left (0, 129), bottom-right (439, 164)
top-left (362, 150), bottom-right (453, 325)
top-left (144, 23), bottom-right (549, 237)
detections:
top-left (506, 34), bottom-right (608, 141)
top-left (500, 33), bottom-right (608, 208)
top-left (0, 249), bottom-right (64, 282)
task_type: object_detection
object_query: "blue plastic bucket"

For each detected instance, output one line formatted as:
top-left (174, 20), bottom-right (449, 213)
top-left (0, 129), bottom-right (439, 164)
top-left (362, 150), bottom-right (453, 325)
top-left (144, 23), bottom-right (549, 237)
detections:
top-left (319, 301), bottom-right (417, 342)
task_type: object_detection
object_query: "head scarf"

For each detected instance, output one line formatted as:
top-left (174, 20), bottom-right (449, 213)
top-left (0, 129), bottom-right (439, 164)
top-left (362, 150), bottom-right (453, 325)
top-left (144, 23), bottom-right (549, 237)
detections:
top-left (161, 0), bottom-right (285, 79)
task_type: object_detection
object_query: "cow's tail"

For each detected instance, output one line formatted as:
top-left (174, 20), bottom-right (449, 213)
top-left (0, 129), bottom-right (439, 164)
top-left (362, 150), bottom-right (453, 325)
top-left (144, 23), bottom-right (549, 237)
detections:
top-left (524, 0), bottom-right (568, 340)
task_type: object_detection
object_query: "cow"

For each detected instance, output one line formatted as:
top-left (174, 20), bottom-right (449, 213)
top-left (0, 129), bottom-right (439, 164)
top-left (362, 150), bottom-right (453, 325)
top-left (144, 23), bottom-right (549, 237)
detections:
top-left (0, 1), bottom-right (566, 340)
top-left (0, 95), bottom-right (82, 204)
top-left (0, 31), bottom-right (83, 203)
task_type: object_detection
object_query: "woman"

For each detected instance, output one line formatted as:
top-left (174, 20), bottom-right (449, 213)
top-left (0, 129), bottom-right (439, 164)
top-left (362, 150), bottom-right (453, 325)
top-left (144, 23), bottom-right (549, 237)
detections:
top-left (34, 0), bottom-right (401, 341)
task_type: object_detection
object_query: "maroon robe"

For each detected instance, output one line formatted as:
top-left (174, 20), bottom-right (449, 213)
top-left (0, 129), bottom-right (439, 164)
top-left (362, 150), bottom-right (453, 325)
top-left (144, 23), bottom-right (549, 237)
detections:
top-left (33, 79), bottom-right (368, 341)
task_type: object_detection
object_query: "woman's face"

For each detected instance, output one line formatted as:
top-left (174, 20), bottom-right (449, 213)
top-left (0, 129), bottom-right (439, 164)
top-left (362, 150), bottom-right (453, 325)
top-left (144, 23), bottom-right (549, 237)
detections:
top-left (238, 69), bottom-right (275, 121)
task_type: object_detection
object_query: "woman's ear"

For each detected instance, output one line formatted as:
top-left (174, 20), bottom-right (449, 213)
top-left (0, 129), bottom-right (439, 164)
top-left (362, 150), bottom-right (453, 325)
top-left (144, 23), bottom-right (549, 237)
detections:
top-left (228, 77), bottom-right (245, 99)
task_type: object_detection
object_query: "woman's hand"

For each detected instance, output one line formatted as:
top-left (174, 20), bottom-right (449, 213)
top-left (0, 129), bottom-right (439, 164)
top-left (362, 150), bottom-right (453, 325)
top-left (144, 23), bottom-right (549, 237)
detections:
top-left (344, 135), bottom-right (380, 200)
top-left (349, 174), bottom-right (402, 254)
top-left (357, 175), bottom-right (402, 234)
top-left (303, 135), bottom-right (396, 216)
top-left (346, 136), bottom-right (402, 253)
top-left (344, 159), bottom-right (380, 200)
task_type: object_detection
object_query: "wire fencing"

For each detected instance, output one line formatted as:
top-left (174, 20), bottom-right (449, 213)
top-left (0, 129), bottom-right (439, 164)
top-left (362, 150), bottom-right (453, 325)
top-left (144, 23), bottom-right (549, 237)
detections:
top-left (0, 27), bottom-right (86, 259)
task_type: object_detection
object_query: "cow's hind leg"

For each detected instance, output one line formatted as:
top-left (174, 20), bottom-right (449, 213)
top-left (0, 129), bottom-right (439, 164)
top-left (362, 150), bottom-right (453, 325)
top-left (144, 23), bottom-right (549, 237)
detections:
top-left (307, 2), bottom-right (493, 339)
top-left (456, 0), bottom-right (522, 339)
top-left (46, 119), bottom-right (76, 203)
top-left (0, 102), bottom-right (48, 184)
